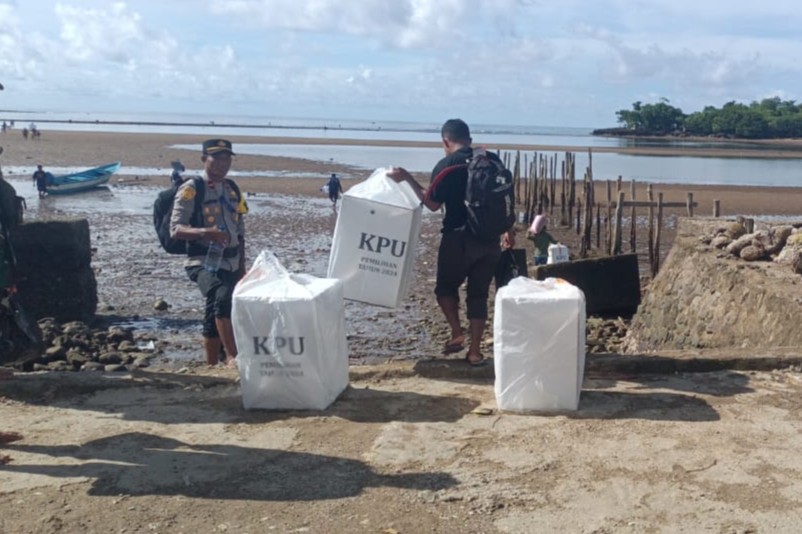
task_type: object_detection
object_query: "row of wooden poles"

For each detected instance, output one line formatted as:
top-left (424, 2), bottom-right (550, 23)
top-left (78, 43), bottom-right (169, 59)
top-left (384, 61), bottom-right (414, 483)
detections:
top-left (500, 149), bottom-right (721, 277)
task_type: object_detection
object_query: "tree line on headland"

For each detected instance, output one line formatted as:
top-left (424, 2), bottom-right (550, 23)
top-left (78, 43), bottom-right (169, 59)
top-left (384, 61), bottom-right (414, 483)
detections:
top-left (592, 97), bottom-right (802, 139)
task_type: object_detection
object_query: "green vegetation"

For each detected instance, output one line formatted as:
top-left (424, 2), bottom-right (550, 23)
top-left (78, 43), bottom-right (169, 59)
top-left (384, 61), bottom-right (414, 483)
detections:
top-left (609, 97), bottom-right (802, 139)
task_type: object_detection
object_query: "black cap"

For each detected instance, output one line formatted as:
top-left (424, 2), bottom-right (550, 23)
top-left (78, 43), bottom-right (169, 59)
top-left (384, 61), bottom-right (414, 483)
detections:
top-left (202, 139), bottom-right (235, 156)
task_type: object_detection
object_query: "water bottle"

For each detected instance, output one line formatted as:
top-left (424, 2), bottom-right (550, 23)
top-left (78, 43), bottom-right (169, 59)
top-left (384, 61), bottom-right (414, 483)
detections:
top-left (203, 225), bottom-right (226, 273)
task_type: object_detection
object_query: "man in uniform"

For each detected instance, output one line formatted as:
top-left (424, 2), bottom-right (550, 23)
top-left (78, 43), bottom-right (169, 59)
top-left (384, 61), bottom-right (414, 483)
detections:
top-left (170, 139), bottom-right (247, 367)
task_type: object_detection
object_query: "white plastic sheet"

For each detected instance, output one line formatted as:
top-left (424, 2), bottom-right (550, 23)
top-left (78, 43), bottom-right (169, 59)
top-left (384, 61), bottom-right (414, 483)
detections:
top-left (547, 243), bottom-right (570, 264)
top-left (493, 277), bottom-right (586, 412)
top-left (327, 167), bottom-right (422, 308)
top-left (232, 250), bottom-right (349, 410)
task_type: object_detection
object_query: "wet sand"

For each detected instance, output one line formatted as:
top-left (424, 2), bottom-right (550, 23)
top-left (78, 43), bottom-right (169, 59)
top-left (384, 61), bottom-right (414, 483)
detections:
top-left (2, 129), bottom-right (802, 365)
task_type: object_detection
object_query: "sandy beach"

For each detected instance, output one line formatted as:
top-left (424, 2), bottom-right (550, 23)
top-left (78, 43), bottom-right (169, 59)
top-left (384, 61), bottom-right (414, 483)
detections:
top-left (3, 129), bottom-right (802, 215)
top-left (3, 129), bottom-right (802, 532)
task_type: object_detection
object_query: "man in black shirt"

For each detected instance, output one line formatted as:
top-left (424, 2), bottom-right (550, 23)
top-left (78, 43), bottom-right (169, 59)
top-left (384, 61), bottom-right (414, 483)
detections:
top-left (389, 119), bottom-right (514, 366)
top-left (32, 165), bottom-right (47, 198)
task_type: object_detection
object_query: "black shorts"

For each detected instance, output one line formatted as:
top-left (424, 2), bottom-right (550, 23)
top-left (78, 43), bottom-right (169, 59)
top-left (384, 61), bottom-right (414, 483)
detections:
top-left (435, 230), bottom-right (501, 320)
top-left (186, 266), bottom-right (241, 338)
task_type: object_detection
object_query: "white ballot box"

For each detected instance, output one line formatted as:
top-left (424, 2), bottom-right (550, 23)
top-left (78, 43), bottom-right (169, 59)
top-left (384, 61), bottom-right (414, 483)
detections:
top-left (232, 251), bottom-right (349, 410)
top-left (327, 167), bottom-right (422, 308)
top-left (547, 243), bottom-right (570, 264)
top-left (493, 277), bottom-right (586, 412)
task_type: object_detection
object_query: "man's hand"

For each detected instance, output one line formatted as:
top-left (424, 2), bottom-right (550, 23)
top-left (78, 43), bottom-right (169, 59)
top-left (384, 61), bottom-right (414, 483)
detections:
top-left (502, 230), bottom-right (516, 250)
top-left (387, 167), bottom-right (413, 184)
top-left (203, 227), bottom-right (228, 246)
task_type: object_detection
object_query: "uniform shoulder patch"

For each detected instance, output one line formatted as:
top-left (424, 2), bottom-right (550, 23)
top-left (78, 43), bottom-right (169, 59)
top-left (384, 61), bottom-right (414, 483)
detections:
top-left (180, 185), bottom-right (196, 201)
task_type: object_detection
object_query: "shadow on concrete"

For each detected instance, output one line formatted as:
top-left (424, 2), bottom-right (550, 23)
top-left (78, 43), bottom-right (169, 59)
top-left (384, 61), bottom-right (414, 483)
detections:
top-left (229, 384), bottom-right (480, 425)
top-left (574, 390), bottom-right (720, 422)
top-left (0, 370), bottom-right (479, 425)
top-left (586, 368), bottom-right (754, 398)
top-left (3, 432), bottom-right (457, 500)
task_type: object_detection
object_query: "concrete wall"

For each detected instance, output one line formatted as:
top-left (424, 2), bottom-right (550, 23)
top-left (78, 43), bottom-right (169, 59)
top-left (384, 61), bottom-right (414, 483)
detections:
top-left (11, 219), bottom-right (97, 322)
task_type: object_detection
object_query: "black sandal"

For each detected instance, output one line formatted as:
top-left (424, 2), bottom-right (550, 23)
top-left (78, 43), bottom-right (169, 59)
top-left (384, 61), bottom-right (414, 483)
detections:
top-left (466, 354), bottom-right (487, 367)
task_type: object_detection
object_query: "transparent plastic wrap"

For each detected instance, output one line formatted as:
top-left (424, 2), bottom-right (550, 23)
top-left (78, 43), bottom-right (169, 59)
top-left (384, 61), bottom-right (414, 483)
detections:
top-left (327, 167), bottom-right (422, 308)
top-left (493, 277), bottom-right (586, 412)
top-left (232, 250), bottom-right (349, 410)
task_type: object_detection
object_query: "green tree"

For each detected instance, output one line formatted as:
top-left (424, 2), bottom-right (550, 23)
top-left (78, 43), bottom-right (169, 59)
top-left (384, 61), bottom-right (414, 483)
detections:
top-left (638, 100), bottom-right (684, 133)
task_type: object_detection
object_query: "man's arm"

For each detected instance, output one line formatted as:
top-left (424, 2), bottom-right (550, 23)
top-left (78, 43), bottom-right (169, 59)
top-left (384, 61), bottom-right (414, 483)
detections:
top-left (169, 182), bottom-right (226, 245)
top-left (387, 167), bottom-right (441, 211)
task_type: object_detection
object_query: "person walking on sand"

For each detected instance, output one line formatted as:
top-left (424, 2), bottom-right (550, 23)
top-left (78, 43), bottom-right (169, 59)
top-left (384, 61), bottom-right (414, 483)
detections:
top-left (527, 214), bottom-right (557, 266)
top-left (388, 119), bottom-right (515, 367)
top-left (327, 173), bottom-right (343, 210)
top-left (32, 165), bottom-right (47, 198)
top-left (170, 139), bottom-right (248, 367)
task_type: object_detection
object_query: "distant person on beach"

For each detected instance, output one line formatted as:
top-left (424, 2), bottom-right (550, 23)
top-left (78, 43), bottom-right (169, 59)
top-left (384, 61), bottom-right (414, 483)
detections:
top-left (32, 165), bottom-right (47, 198)
top-left (388, 119), bottom-right (515, 367)
top-left (527, 214), bottom-right (557, 265)
top-left (170, 161), bottom-right (185, 188)
top-left (21, 128), bottom-right (27, 140)
top-left (170, 139), bottom-right (248, 367)
top-left (327, 173), bottom-right (343, 208)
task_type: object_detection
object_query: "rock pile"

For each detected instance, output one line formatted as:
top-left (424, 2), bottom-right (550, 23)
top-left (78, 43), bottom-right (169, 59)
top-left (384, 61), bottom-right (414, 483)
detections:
top-left (586, 317), bottom-right (629, 354)
top-left (702, 218), bottom-right (802, 273)
top-left (18, 319), bottom-right (158, 373)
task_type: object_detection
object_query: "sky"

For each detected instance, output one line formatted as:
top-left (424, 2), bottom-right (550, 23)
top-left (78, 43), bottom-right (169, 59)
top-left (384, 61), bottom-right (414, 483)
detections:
top-left (1, 0), bottom-right (801, 128)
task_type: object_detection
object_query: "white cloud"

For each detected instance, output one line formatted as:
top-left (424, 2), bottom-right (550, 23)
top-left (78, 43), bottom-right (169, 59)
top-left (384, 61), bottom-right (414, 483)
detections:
top-left (3, 0), bottom-right (802, 125)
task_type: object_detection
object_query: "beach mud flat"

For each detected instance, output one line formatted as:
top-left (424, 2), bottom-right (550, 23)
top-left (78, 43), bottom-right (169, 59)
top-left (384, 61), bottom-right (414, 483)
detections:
top-left (3, 175), bottom-right (452, 368)
top-left (4, 130), bottom-right (802, 368)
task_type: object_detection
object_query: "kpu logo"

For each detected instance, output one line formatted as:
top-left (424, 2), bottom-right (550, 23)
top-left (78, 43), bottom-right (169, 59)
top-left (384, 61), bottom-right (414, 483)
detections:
top-left (253, 336), bottom-right (306, 356)
top-left (358, 233), bottom-right (407, 257)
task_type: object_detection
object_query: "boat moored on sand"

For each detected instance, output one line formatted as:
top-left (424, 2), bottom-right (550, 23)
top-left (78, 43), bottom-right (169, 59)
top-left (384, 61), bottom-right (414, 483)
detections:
top-left (45, 162), bottom-right (121, 195)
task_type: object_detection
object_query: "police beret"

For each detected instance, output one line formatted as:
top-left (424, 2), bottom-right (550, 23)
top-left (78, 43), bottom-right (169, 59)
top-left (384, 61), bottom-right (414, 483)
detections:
top-left (202, 139), bottom-right (235, 156)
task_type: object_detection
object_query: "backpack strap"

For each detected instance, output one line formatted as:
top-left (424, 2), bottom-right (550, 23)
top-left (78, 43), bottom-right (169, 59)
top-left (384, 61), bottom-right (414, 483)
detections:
top-left (189, 177), bottom-right (205, 228)
top-left (185, 177), bottom-right (206, 257)
top-left (427, 163), bottom-right (466, 203)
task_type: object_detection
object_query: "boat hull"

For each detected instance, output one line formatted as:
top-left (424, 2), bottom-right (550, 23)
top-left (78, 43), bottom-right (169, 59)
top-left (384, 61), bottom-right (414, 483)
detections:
top-left (46, 162), bottom-right (121, 195)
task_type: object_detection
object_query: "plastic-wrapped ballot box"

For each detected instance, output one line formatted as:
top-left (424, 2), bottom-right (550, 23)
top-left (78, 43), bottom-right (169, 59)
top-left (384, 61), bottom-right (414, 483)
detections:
top-left (327, 167), bottom-right (422, 308)
top-left (547, 243), bottom-right (570, 264)
top-left (493, 277), bottom-right (586, 411)
top-left (232, 251), bottom-right (349, 410)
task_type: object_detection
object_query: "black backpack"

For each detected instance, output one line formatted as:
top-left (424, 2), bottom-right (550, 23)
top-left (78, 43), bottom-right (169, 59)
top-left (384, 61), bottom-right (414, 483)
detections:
top-left (464, 148), bottom-right (515, 241)
top-left (153, 177), bottom-right (204, 254)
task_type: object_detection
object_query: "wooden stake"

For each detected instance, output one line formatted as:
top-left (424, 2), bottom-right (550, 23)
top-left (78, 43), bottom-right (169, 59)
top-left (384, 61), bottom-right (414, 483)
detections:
top-left (612, 190), bottom-right (625, 255)
top-left (630, 179), bottom-right (637, 253)
top-left (653, 192), bottom-right (664, 276)
top-left (646, 184), bottom-right (654, 276)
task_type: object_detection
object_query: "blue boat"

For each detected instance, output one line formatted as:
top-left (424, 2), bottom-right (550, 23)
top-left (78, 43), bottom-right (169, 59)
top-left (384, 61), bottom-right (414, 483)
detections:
top-left (46, 162), bottom-right (121, 195)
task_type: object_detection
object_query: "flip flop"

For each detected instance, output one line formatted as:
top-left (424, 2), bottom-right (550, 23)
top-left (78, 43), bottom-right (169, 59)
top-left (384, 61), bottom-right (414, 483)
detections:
top-left (466, 354), bottom-right (487, 367)
top-left (443, 334), bottom-right (465, 354)
top-left (443, 341), bottom-right (464, 355)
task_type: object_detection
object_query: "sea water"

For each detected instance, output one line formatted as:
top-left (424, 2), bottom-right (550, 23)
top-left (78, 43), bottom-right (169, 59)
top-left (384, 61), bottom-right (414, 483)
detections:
top-left (2, 110), bottom-right (802, 187)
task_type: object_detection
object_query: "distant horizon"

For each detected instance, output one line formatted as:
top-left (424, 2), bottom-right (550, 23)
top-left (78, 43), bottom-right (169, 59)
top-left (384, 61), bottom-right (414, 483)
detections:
top-left (0, 109), bottom-right (602, 134)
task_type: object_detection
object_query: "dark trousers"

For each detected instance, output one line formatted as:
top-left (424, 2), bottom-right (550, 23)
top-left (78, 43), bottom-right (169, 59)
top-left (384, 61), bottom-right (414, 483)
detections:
top-left (435, 230), bottom-right (501, 320)
top-left (186, 266), bottom-right (240, 338)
